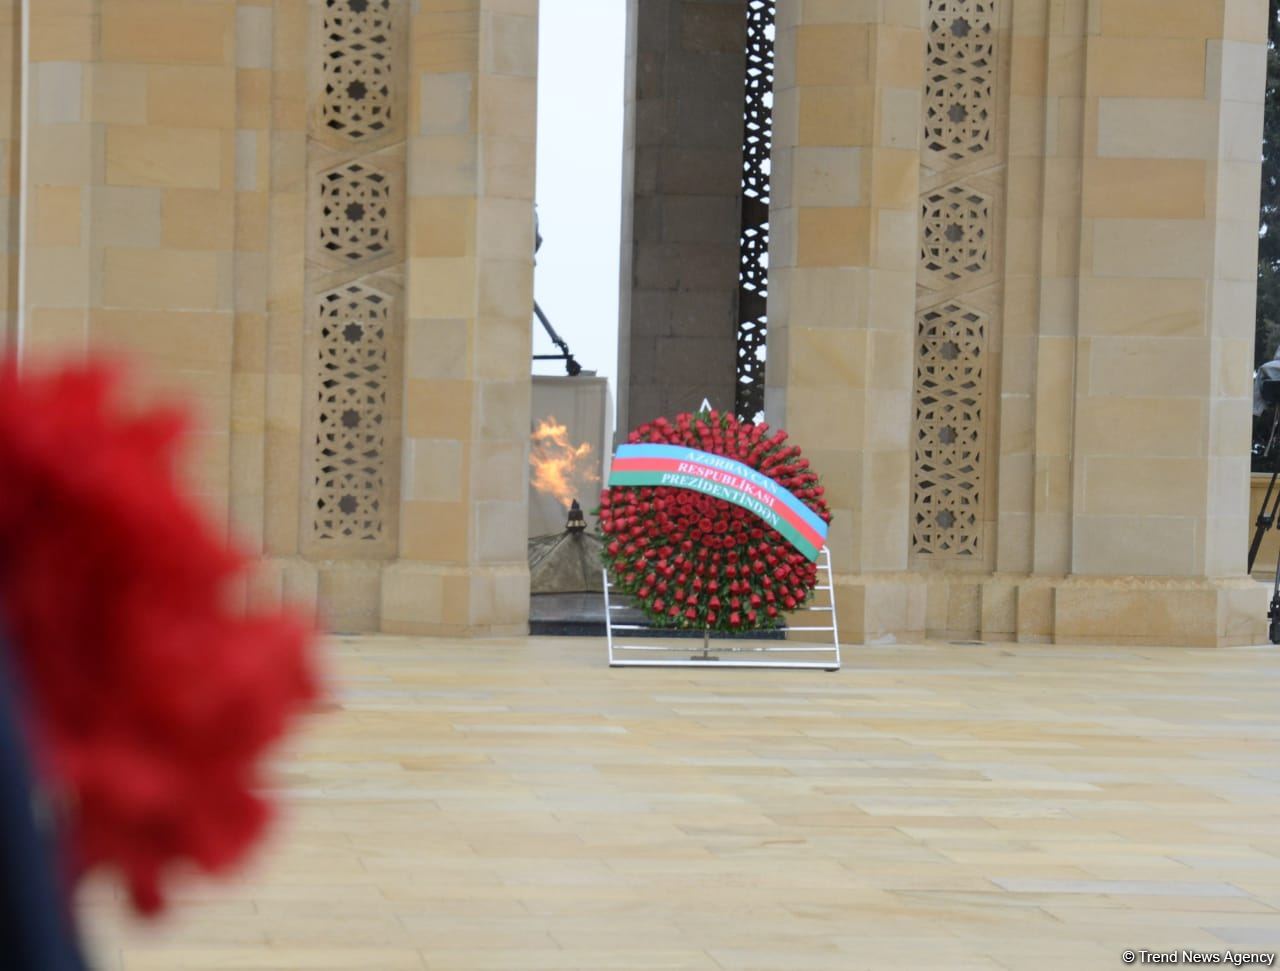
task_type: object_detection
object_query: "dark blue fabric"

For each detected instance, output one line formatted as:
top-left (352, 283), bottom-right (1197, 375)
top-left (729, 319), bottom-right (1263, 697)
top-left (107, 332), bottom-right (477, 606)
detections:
top-left (0, 634), bottom-right (88, 971)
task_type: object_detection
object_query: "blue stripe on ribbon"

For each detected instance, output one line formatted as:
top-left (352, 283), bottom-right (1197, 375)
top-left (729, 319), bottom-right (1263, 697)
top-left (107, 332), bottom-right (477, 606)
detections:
top-left (613, 443), bottom-right (828, 539)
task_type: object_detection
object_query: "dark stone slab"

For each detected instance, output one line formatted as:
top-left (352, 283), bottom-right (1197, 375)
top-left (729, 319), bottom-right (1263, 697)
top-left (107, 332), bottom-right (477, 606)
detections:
top-left (529, 592), bottom-right (786, 639)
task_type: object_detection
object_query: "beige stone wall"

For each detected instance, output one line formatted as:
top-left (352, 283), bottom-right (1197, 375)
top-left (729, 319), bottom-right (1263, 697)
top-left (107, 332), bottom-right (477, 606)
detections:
top-left (0, 0), bottom-right (16, 350)
top-left (5, 0), bottom-right (539, 637)
top-left (1072, 0), bottom-right (1264, 581)
top-left (18, 0), bottom-right (239, 526)
top-left (767, 0), bottom-right (927, 639)
top-left (3, 0), bottom-right (1270, 646)
top-left (380, 0), bottom-right (538, 636)
top-left (772, 0), bottom-right (1270, 646)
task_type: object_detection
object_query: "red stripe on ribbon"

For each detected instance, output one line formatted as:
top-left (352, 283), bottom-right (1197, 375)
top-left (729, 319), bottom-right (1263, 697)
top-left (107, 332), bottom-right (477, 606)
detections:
top-left (610, 457), bottom-right (824, 549)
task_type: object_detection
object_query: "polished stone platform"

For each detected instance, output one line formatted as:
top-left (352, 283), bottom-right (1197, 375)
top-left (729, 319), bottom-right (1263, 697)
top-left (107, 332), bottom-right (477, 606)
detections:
top-left (530, 592), bottom-right (786, 639)
top-left (82, 636), bottom-right (1280, 970)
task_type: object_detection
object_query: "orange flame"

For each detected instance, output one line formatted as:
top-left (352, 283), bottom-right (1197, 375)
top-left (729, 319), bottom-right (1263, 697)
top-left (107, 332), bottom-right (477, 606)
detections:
top-left (529, 417), bottom-right (599, 509)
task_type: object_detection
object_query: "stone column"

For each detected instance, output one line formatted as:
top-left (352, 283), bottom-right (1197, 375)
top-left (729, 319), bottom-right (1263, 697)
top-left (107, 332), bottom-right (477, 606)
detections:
top-left (1054, 0), bottom-right (1268, 645)
top-left (616, 0), bottom-right (746, 433)
top-left (380, 0), bottom-right (538, 635)
top-left (21, 0), bottom-right (240, 522)
top-left (20, 0), bottom-right (96, 364)
top-left (767, 0), bottom-right (927, 641)
top-left (0, 0), bottom-right (17, 350)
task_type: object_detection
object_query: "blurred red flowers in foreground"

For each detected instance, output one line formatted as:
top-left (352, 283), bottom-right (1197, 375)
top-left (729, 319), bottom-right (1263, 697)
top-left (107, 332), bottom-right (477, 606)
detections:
top-left (0, 361), bottom-right (318, 915)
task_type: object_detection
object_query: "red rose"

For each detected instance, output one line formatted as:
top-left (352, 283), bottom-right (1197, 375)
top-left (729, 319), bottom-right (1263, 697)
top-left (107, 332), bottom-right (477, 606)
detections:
top-left (599, 409), bottom-right (829, 634)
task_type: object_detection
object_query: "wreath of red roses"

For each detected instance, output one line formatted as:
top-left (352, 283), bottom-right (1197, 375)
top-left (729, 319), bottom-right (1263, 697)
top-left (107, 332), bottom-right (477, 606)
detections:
top-left (599, 410), bottom-right (831, 633)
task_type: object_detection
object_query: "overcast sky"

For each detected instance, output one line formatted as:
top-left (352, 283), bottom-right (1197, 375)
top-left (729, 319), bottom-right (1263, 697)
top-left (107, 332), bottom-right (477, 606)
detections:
top-left (532, 0), bottom-right (626, 388)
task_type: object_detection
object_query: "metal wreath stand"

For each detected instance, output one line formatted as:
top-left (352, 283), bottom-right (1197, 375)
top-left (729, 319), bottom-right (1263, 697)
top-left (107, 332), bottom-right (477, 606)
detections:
top-left (603, 545), bottom-right (841, 671)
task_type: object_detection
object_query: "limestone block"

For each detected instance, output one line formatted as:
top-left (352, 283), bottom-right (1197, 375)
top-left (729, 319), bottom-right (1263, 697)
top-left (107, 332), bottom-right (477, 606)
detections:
top-left (1083, 158), bottom-right (1207, 219)
top-left (250, 556), bottom-right (319, 621)
top-left (480, 134), bottom-right (536, 200)
top-left (979, 580), bottom-right (1017, 639)
top-left (147, 66), bottom-right (236, 129)
top-left (1087, 336), bottom-right (1211, 398)
top-left (476, 257), bottom-right (532, 318)
top-left (106, 126), bottom-right (224, 189)
top-left (91, 185), bottom-right (162, 246)
top-left (162, 188), bottom-right (236, 250)
top-left (237, 69), bottom-right (271, 130)
top-left (1074, 397), bottom-right (1206, 458)
top-left (1095, 98), bottom-right (1218, 160)
top-left (381, 562), bottom-right (528, 636)
top-left (1081, 456), bottom-right (1207, 517)
top-left (478, 379), bottom-right (529, 441)
top-left (925, 579), bottom-right (949, 633)
top-left (27, 247), bottom-right (89, 307)
top-left (28, 124), bottom-right (95, 186)
top-left (316, 561), bottom-right (385, 634)
top-left (101, 248), bottom-right (222, 310)
top-left (33, 186), bottom-right (82, 246)
top-left (406, 318), bottom-right (470, 380)
top-left (1054, 577), bottom-right (1267, 647)
top-left (236, 6), bottom-right (273, 70)
top-left (30, 6), bottom-right (95, 62)
top-left (407, 257), bottom-right (475, 317)
top-left (33, 61), bottom-right (83, 124)
top-left (796, 207), bottom-right (871, 266)
top-left (401, 500), bottom-right (469, 564)
top-left (1078, 277), bottom-right (1206, 338)
top-left (481, 12), bottom-right (536, 77)
top-left (795, 24), bottom-right (870, 87)
top-left (826, 573), bottom-right (926, 644)
top-left (1014, 583), bottom-right (1053, 643)
top-left (474, 440), bottom-right (525, 502)
top-left (1091, 218), bottom-right (1212, 280)
top-left (405, 378), bottom-right (473, 439)
top-left (403, 438), bottom-right (466, 503)
top-left (1098, 0), bottom-right (1226, 40)
top-left (475, 499), bottom-right (526, 563)
top-left (380, 560), bottom-right (446, 632)
top-left (408, 134), bottom-right (479, 197)
top-left (946, 583), bottom-right (980, 637)
top-left (102, 1), bottom-right (234, 66)
top-left (1072, 515), bottom-right (1199, 578)
top-left (799, 84), bottom-right (874, 146)
top-left (1087, 37), bottom-right (1207, 99)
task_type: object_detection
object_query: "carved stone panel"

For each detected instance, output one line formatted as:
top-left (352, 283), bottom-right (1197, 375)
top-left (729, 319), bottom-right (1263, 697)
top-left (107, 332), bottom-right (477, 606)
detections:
top-left (319, 0), bottom-right (397, 146)
top-left (313, 283), bottom-right (402, 543)
top-left (303, 0), bottom-right (407, 557)
top-left (923, 0), bottom-right (997, 169)
top-left (735, 0), bottom-right (775, 422)
top-left (911, 302), bottom-right (987, 558)
top-left (911, 0), bottom-right (1005, 563)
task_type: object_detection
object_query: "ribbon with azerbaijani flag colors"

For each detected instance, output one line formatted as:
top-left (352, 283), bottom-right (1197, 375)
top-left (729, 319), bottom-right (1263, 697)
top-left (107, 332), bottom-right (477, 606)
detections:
top-left (608, 443), bottom-right (829, 562)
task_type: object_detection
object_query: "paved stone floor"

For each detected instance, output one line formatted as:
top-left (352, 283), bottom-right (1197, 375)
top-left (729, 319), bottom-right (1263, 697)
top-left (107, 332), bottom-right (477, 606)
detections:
top-left (82, 636), bottom-right (1280, 970)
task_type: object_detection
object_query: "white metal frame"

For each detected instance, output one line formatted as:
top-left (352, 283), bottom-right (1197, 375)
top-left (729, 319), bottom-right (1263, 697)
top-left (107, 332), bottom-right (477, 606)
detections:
top-left (604, 546), bottom-right (841, 670)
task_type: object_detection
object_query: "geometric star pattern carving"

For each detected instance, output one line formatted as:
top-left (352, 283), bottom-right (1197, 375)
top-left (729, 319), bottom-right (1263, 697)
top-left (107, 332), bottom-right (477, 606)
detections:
top-left (321, 0), bottom-right (395, 143)
top-left (735, 0), bottom-right (775, 423)
top-left (314, 284), bottom-right (394, 542)
top-left (911, 302), bottom-right (986, 557)
top-left (912, 0), bottom-right (1002, 559)
top-left (319, 161), bottom-right (395, 267)
top-left (920, 182), bottom-right (993, 289)
top-left (923, 0), bottom-right (996, 166)
top-left (307, 0), bottom-right (405, 549)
